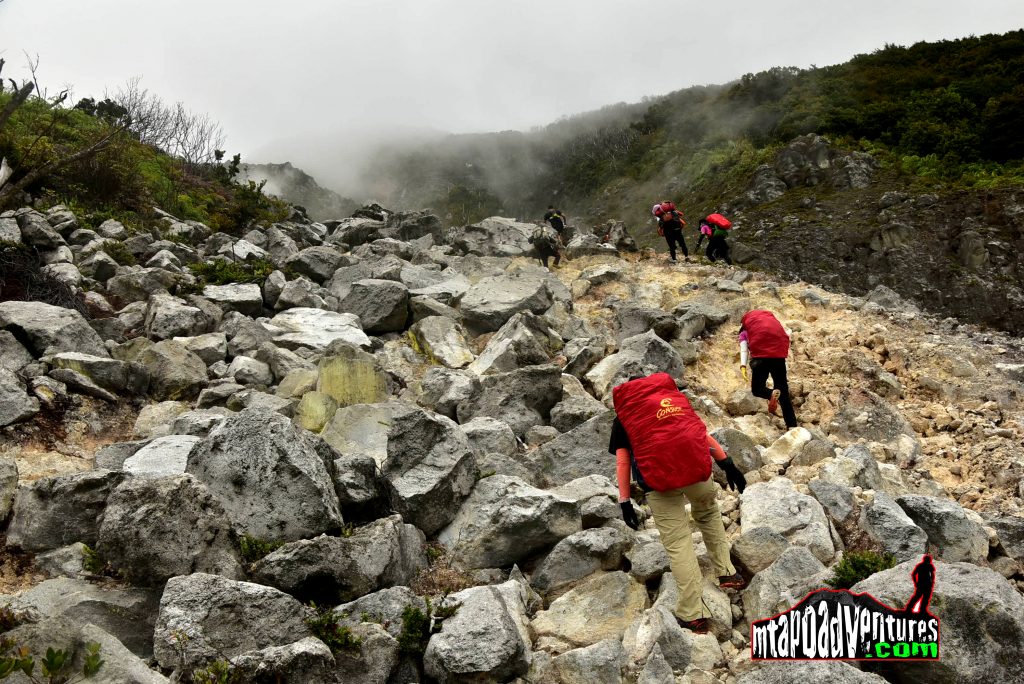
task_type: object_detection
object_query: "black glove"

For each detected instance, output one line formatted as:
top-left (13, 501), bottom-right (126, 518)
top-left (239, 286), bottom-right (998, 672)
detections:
top-left (717, 456), bottom-right (747, 494)
top-left (620, 501), bottom-right (640, 530)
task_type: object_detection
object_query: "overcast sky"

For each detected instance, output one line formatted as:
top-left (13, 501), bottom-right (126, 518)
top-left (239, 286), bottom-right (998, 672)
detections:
top-left (1, 0), bottom-right (1021, 189)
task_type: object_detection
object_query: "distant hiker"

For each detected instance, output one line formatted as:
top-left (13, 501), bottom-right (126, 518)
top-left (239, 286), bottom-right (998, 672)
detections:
top-left (695, 213), bottom-right (733, 265)
top-left (544, 206), bottom-right (567, 245)
top-left (653, 200), bottom-right (688, 262)
top-left (904, 555), bottom-right (935, 615)
top-left (609, 372), bottom-right (747, 634)
top-left (739, 310), bottom-right (798, 428)
top-left (529, 225), bottom-right (561, 269)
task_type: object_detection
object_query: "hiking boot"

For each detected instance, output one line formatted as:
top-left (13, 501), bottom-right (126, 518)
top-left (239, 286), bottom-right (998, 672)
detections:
top-left (767, 389), bottom-right (781, 415)
top-left (675, 616), bottom-right (710, 634)
top-left (719, 573), bottom-right (747, 590)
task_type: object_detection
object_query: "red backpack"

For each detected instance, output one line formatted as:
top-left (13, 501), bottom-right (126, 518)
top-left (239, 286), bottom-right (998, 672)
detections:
top-left (611, 373), bottom-right (712, 491)
top-left (706, 213), bottom-right (732, 230)
top-left (741, 310), bottom-right (790, 359)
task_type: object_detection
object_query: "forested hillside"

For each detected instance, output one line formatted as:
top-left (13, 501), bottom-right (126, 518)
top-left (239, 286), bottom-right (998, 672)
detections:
top-left (361, 30), bottom-right (1024, 226)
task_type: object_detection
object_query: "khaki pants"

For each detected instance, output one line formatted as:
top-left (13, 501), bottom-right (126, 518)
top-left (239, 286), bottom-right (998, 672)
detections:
top-left (646, 477), bottom-right (736, 621)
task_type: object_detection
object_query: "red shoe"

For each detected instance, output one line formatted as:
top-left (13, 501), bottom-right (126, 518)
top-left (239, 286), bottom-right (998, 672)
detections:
top-left (767, 389), bottom-right (781, 415)
top-left (719, 573), bottom-right (747, 590)
top-left (675, 617), bottom-right (710, 634)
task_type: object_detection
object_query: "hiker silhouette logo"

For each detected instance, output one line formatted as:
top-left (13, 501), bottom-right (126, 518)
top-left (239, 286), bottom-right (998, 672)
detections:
top-left (751, 555), bottom-right (940, 661)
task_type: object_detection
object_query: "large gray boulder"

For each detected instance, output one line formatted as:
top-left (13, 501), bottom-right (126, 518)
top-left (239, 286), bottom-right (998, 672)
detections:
top-left (0, 330), bottom-right (33, 372)
top-left (585, 330), bottom-right (685, 400)
top-left (6, 470), bottom-right (121, 553)
top-left (730, 527), bottom-right (791, 575)
top-left (137, 340), bottom-right (208, 401)
top-left (853, 561), bottom-right (1024, 684)
top-left (532, 571), bottom-right (648, 654)
top-left (445, 216), bottom-right (535, 257)
top-left (186, 408), bottom-right (343, 542)
top-left (16, 208), bottom-right (66, 248)
top-left (144, 293), bottom-right (212, 340)
top-left (417, 367), bottom-right (480, 419)
top-left (285, 245), bottom-right (346, 283)
top-left (424, 579), bottom-right (532, 682)
top-left (229, 637), bottom-right (336, 683)
top-left (122, 435), bottom-right (200, 476)
top-left (456, 364), bottom-right (563, 439)
top-left (438, 475), bottom-right (580, 569)
top-left (0, 577), bottom-right (160, 658)
top-left (336, 278), bottom-right (410, 334)
top-left (202, 282), bottom-right (264, 317)
top-left (897, 495), bottom-right (988, 563)
top-left (264, 307), bottom-right (370, 350)
top-left (458, 273), bottom-right (552, 334)
top-left (378, 405), bottom-right (479, 536)
top-left (46, 352), bottom-right (149, 395)
top-left (859, 491), bottom-right (928, 563)
top-left (0, 454), bottom-right (17, 520)
top-left (409, 316), bottom-right (475, 368)
top-left (528, 411), bottom-right (616, 488)
top-left (250, 515), bottom-right (426, 603)
top-left (96, 474), bottom-right (243, 586)
top-left (152, 573), bottom-right (313, 671)
top-left (988, 516), bottom-right (1024, 562)
top-left (739, 662), bottom-right (888, 683)
top-left (468, 311), bottom-right (561, 376)
top-left (531, 526), bottom-right (631, 594)
top-left (742, 546), bottom-right (827, 623)
top-left (740, 477), bottom-right (836, 563)
top-left (0, 368), bottom-right (38, 427)
top-left (551, 476), bottom-right (621, 529)
top-left (461, 416), bottom-right (518, 457)
top-left (0, 300), bottom-right (108, 358)
top-left (818, 444), bottom-right (884, 490)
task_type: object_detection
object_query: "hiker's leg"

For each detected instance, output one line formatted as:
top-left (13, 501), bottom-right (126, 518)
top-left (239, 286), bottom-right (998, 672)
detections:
top-left (665, 233), bottom-right (677, 260)
top-left (540, 253), bottom-right (549, 268)
top-left (721, 240), bottom-right (732, 265)
top-left (768, 359), bottom-right (798, 428)
top-left (705, 242), bottom-right (715, 262)
top-left (647, 488), bottom-right (705, 621)
top-left (749, 358), bottom-right (772, 399)
top-left (683, 477), bottom-right (736, 578)
top-left (678, 231), bottom-right (689, 258)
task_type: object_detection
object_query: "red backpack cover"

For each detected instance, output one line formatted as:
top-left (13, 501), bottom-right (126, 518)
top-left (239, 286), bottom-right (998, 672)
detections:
top-left (611, 373), bottom-right (712, 491)
top-left (741, 310), bottom-right (790, 359)
top-left (706, 213), bottom-right (732, 229)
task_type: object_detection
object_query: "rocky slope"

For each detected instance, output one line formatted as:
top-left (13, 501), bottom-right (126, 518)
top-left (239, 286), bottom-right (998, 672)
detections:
top-left (236, 161), bottom-right (359, 222)
top-left (0, 203), bottom-right (1023, 683)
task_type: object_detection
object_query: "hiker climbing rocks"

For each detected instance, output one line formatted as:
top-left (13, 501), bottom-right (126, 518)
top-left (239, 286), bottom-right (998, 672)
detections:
top-left (528, 225), bottom-right (561, 269)
top-left (904, 554), bottom-right (935, 615)
top-left (543, 206), bottom-right (567, 245)
top-left (609, 372), bottom-right (747, 634)
top-left (695, 213), bottom-right (733, 265)
top-left (739, 309), bottom-right (798, 428)
top-left (653, 201), bottom-right (689, 262)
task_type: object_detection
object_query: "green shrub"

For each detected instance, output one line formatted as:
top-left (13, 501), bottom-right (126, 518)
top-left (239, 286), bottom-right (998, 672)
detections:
top-left (0, 638), bottom-right (103, 682)
top-left (191, 660), bottom-right (244, 684)
top-left (237, 536), bottom-right (283, 565)
top-left (827, 551), bottom-right (896, 590)
top-left (100, 240), bottom-right (136, 266)
top-left (188, 258), bottom-right (274, 286)
top-left (396, 602), bottom-right (432, 656)
top-left (305, 604), bottom-right (362, 654)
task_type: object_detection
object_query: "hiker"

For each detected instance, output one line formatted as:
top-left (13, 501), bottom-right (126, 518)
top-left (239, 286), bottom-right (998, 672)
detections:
top-left (904, 555), bottom-right (935, 615)
top-left (739, 309), bottom-right (798, 428)
top-left (528, 225), bottom-right (561, 269)
top-left (653, 201), bottom-right (688, 262)
top-left (695, 213), bottom-right (733, 264)
top-left (609, 372), bottom-right (747, 634)
top-left (543, 206), bottom-right (567, 245)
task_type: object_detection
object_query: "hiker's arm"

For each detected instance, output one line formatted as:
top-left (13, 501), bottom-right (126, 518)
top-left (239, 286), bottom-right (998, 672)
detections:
top-left (616, 448), bottom-right (632, 502)
top-left (708, 436), bottom-right (727, 462)
top-left (739, 331), bottom-right (749, 367)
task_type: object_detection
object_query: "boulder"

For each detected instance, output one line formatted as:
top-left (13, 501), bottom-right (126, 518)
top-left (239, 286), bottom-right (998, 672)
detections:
top-left (132, 400), bottom-right (190, 438)
top-left (417, 367), bottom-right (480, 419)
top-left (807, 478), bottom-right (856, 523)
top-left (250, 515), bottom-right (426, 603)
top-left (202, 283), bottom-right (264, 317)
top-left (456, 364), bottom-right (563, 439)
top-left (229, 637), bottom-right (336, 683)
top-left (725, 390), bottom-right (761, 417)
top-left (762, 427), bottom-right (813, 468)
top-left (423, 580), bottom-right (532, 682)
top-left (317, 343), bottom-right (389, 407)
top-left (585, 330), bottom-right (685, 400)
top-left (615, 305), bottom-right (677, 343)
top-left (527, 411), bottom-right (616, 488)
top-left (897, 495), bottom-right (988, 563)
top-left (226, 355), bottom-right (273, 385)
top-left (16, 208), bottom-right (66, 248)
top-left (532, 571), bottom-right (648, 654)
top-left (0, 368), bottom-right (38, 427)
top-left (265, 307), bottom-right (371, 350)
top-left (285, 245), bottom-right (346, 283)
top-left (552, 638), bottom-right (627, 684)
top-left (859, 491), bottom-right (928, 563)
top-left (739, 662), bottom-right (888, 683)
top-left (710, 428), bottom-right (764, 487)
top-left (137, 340), bottom-right (208, 400)
top-left (122, 435), bottom-right (201, 476)
top-left (144, 294), bottom-right (211, 340)
top-left (152, 573), bottom-right (313, 671)
top-left (531, 527), bottom-right (631, 594)
top-left (550, 390), bottom-right (607, 433)
top-left (551, 476), bottom-right (620, 529)
top-left (445, 216), bottom-right (535, 257)
top-left (186, 408), bottom-right (343, 542)
top-left (46, 352), bottom-right (148, 395)
top-left (742, 546), bottom-right (827, 623)
top-left (740, 477), bottom-right (836, 563)
top-left (818, 444), bottom-right (884, 490)
top-left (731, 527), bottom-right (791, 575)
top-left (438, 475), bottom-right (580, 569)
top-left (625, 535), bottom-right (671, 584)
top-left (274, 276), bottom-right (325, 310)
top-left (0, 330), bottom-right (33, 372)
top-left (335, 586), bottom-right (428, 640)
top-left (468, 311), bottom-right (561, 375)
top-left (0, 454), bottom-right (17, 520)
top-left (0, 300), bottom-right (108, 357)
top-left (853, 561), bottom-right (1024, 684)
top-left (458, 273), bottom-right (552, 334)
top-left (97, 474), bottom-right (243, 586)
top-left (336, 278), bottom-right (410, 334)
top-left (172, 332), bottom-right (227, 366)
top-left (988, 516), bottom-right (1024, 562)
top-left (408, 316), bottom-right (475, 368)
top-left (6, 470), bottom-right (121, 553)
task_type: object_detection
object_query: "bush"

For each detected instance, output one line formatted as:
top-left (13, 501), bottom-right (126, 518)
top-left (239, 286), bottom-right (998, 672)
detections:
top-left (0, 242), bottom-right (89, 316)
top-left (188, 258), bottom-right (274, 286)
top-left (237, 536), bottom-right (283, 565)
top-left (100, 240), bottom-right (136, 266)
top-left (827, 551), bottom-right (896, 590)
top-left (305, 604), bottom-right (361, 654)
top-left (191, 660), bottom-right (243, 684)
top-left (0, 638), bottom-right (103, 682)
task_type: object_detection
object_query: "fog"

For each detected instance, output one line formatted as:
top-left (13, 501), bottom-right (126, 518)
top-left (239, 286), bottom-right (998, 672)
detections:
top-left (1, 0), bottom-right (1021, 195)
